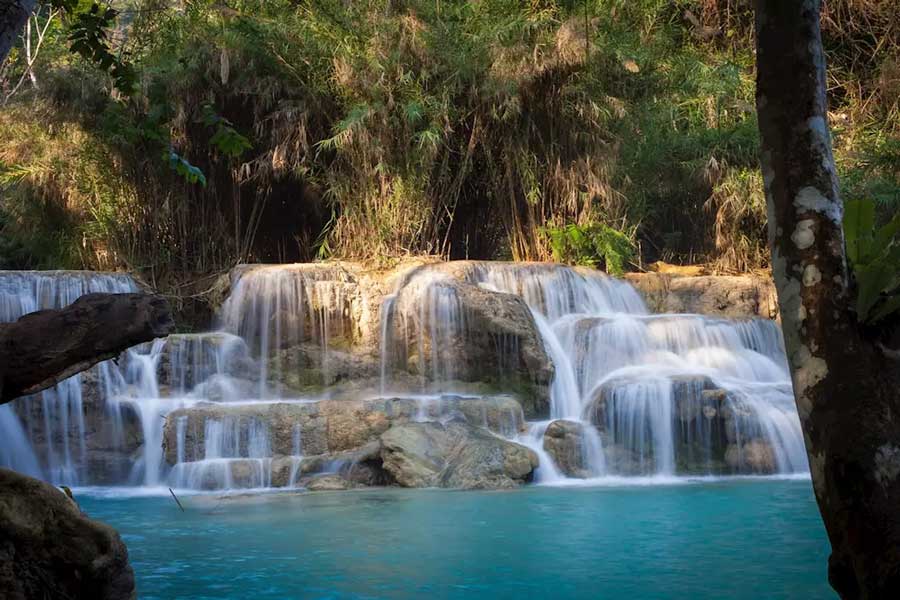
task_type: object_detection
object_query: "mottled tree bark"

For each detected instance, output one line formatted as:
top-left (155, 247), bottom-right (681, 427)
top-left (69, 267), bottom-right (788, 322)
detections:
top-left (0, 0), bottom-right (35, 65)
top-left (0, 293), bottom-right (174, 403)
top-left (755, 1), bottom-right (900, 598)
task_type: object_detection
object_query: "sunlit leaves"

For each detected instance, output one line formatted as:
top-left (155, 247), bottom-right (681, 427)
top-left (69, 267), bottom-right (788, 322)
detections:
top-left (201, 105), bottom-right (253, 159)
top-left (541, 222), bottom-right (635, 276)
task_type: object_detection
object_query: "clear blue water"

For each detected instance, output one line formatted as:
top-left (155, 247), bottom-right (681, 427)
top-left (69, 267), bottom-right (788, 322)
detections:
top-left (77, 479), bottom-right (836, 600)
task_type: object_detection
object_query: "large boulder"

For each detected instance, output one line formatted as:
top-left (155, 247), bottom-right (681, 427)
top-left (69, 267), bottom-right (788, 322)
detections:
top-left (585, 375), bottom-right (777, 474)
top-left (542, 419), bottom-right (596, 478)
top-left (725, 440), bottom-right (776, 473)
top-left (0, 469), bottom-right (136, 599)
top-left (380, 421), bottom-right (538, 489)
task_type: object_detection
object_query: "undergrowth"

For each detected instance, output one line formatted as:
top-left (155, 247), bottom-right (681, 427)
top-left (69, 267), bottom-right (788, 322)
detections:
top-left (0, 0), bottom-right (897, 276)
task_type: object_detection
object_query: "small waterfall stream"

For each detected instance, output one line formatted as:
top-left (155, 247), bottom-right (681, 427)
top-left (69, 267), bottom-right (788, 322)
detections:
top-left (1, 263), bottom-right (807, 490)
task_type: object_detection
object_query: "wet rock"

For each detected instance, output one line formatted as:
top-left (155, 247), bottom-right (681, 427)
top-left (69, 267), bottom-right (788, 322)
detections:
top-left (10, 368), bottom-right (145, 483)
top-left (270, 456), bottom-right (305, 487)
top-left (191, 375), bottom-right (260, 402)
top-left (586, 376), bottom-right (735, 475)
top-left (380, 421), bottom-right (538, 489)
top-left (0, 468), bottom-right (136, 599)
top-left (542, 420), bottom-right (593, 478)
top-left (725, 441), bottom-right (776, 474)
top-left (163, 402), bottom-right (318, 464)
top-left (415, 395), bottom-right (525, 437)
top-left (387, 271), bottom-right (553, 418)
top-left (269, 343), bottom-right (380, 391)
top-left (162, 395), bottom-right (528, 465)
top-left (156, 332), bottom-right (257, 388)
top-left (304, 474), bottom-right (351, 491)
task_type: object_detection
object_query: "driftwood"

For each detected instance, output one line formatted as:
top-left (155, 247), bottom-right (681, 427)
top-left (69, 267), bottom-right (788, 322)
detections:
top-left (0, 292), bottom-right (174, 403)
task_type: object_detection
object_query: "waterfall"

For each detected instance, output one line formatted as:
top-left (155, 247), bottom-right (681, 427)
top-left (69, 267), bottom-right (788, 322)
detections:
top-left (380, 262), bottom-right (807, 478)
top-left (0, 271), bottom-right (138, 485)
top-left (219, 265), bottom-right (351, 395)
top-left (0, 405), bottom-right (43, 478)
top-left (1, 262), bottom-right (808, 491)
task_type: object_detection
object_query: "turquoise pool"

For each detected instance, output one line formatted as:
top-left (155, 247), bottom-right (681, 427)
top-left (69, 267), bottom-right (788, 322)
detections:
top-left (77, 479), bottom-right (835, 599)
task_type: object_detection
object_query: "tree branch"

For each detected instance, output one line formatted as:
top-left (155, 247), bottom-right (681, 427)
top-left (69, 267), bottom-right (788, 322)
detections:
top-left (0, 293), bottom-right (174, 403)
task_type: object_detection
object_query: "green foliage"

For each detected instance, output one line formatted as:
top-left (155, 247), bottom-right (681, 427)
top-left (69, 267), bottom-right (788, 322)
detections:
top-left (165, 151), bottom-right (206, 186)
top-left (201, 105), bottom-right (253, 159)
top-left (844, 198), bottom-right (900, 322)
top-left (56, 2), bottom-right (137, 95)
top-left (1, 0), bottom-right (898, 274)
top-left (542, 222), bottom-right (635, 276)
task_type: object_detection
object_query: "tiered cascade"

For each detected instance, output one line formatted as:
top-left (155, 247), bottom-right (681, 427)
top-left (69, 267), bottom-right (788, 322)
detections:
top-left (381, 263), bottom-right (807, 479)
top-left (0, 262), bottom-right (807, 491)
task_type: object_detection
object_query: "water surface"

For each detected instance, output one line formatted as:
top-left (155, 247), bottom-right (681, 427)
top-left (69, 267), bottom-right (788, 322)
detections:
top-left (78, 479), bottom-right (835, 599)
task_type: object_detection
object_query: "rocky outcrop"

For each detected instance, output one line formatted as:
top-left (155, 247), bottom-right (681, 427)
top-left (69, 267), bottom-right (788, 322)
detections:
top-left (0, 468), bottom-right (135, 599)
top-left (156, 332), bottom-right (257, 389)
top-left (625, 272), bottom-right (778, 319)
top-left (162, 394), bottom-right (526, 466)
top-left (380, 421), bottom-right (538, 489)
top-left (542, 419), bottom-right (593, 478)
top-left (387, 270), bottom-right (553, 417)
top-left (586, 375), bottom-right (778, 474)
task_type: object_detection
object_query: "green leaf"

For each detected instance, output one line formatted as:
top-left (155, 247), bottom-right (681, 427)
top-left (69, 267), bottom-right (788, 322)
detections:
top-left (844, 198), bottom-right (875, 264)
top-left (855, 260), bottom-right (894, 320)
top-left (873, 211), bottom-right (900, 257)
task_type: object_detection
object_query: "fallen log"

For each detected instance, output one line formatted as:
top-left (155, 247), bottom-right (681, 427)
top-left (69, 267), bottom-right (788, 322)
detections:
top-left (0, 292), bottom-right (174, 404)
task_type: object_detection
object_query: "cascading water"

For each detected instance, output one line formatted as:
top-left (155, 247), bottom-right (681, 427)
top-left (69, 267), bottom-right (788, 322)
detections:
top-left (220, 264), bottom-right (352, 395)
top-left (1, 261), bottom-right (808, 492)
top-left (381, 262), bottom-right (807, 480)
top-left (0, 271), bottom-right (138, 485)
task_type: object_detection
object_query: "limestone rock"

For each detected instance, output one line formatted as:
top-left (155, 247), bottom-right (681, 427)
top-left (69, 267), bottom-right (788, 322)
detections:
top-left (11, 368), bottom-right (145, 483)
top-left (586, 375), bottom-right (773, 474)
top-left (380, 421), bottom-right (538, 489)
top-left (162, 395), bottom-right (525, 465)
top-left (0, 468), bottom-right (136, 599)
top-left (625, 272), bottom-right (778, 319)
top-left (304, 474), bottom-right (352, 491)
top-left (542, 419), bottom-right (592, 478)
top-left (156, 332), bottom-right (256, 389)
top-left (726, 440), bottom-right (776, 474)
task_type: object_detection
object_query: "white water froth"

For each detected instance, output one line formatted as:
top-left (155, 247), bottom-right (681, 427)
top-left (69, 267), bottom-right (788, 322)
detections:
top-left (2, 263), bottom-right (808, 493)
top-left (381, 263), bottom-right (807, 480)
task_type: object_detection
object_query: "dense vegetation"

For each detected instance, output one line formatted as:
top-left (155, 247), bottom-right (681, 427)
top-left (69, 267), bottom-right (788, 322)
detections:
top-left (0, 0), bottom-right (897, 284)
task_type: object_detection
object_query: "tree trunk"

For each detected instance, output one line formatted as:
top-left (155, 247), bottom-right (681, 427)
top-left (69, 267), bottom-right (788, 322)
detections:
top-left (755, 1), bottom-right (900, 597)
top-left (0, 0), bottom-right (35, 66)
top-left (0, 293), bottom-right (174, 403)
